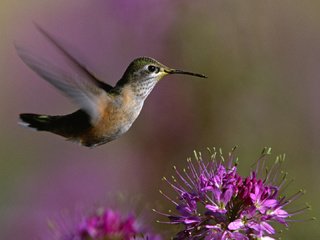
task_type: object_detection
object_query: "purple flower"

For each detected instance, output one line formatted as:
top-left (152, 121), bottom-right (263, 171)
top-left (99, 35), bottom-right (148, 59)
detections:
top-left (156, 148), bottom-right (307, 239)
top-left (48, 207), bottom-right (161, 240)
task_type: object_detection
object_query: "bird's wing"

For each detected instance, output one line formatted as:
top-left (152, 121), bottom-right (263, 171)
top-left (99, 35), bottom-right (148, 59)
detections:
top-left (16, 46), bottom-right (110, 124)
top-left (34, 23), bottom-right (113, 92)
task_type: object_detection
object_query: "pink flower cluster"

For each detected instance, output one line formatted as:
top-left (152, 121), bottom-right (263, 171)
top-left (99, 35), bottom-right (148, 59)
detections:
top-left (158, 148), bottom-right (304, 240)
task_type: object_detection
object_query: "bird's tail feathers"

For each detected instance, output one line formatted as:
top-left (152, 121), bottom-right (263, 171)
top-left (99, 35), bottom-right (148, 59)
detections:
top-left (19, 113), bottom-right (55, 131)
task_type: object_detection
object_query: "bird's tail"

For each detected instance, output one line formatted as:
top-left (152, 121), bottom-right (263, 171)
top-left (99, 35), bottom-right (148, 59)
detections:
top-left (19, 113), bottom-right (56, 131)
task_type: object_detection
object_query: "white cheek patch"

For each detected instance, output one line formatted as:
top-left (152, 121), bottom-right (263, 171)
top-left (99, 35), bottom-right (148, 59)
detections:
top-left (134, 69), bottom-right (158, 79)
top-left (150, 72), bottom-right (159, 78)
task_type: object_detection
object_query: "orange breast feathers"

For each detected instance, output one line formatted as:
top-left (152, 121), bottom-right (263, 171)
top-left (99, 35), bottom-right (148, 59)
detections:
top-left (91, 85), bottom-right (140, 136)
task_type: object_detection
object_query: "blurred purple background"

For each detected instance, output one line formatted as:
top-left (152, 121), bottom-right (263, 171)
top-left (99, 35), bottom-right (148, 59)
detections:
top-left (1, 0), bottom-right (319, 239)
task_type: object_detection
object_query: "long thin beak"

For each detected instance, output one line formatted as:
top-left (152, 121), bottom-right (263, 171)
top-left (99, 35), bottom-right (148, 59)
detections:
top-left (165, 69), bottom-right (207, 78)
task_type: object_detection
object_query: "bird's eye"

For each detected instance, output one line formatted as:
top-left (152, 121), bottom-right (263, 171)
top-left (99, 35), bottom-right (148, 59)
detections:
top-left (147, 65), bottom-right (159, 73)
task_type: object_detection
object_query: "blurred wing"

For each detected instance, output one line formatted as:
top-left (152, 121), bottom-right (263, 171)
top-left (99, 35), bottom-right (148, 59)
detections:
top-left (34, 23), bottom-right (113, 92)
top-left (16, 46), bottom-right (109, 124)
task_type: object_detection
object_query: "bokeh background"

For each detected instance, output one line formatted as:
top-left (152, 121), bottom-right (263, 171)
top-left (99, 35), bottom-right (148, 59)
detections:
top-left (0, 0), bottom-right (319, 239)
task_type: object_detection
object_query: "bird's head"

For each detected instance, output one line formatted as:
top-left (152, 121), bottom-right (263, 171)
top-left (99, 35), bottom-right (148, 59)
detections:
top-left (116, 57), bottom-right (207, 99)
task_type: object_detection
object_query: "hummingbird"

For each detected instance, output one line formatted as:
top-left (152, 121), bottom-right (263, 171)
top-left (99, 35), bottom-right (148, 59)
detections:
top-left (17, 25), bottom-right (207, 147)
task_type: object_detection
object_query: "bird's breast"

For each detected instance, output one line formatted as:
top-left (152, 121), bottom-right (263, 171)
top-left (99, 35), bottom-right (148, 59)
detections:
top-left (90, 88), bottom-right (144, 142)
